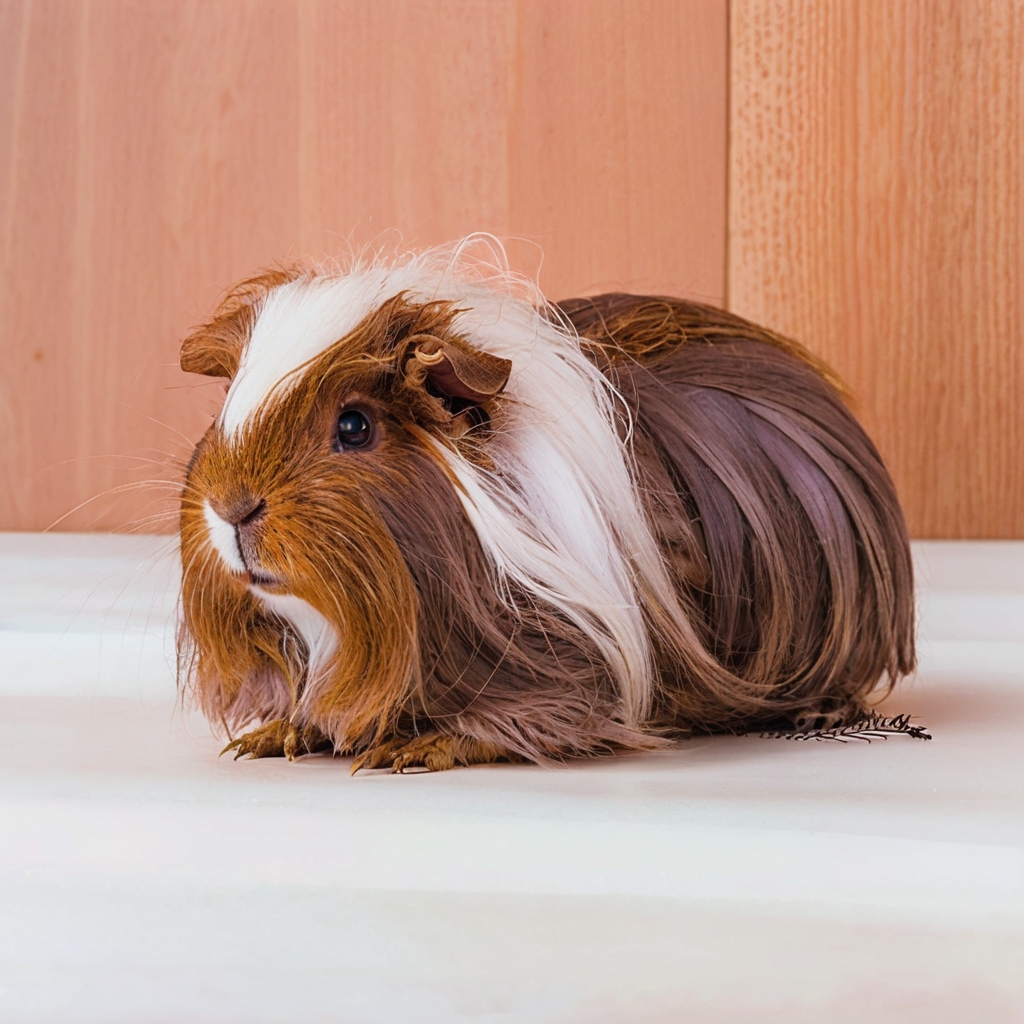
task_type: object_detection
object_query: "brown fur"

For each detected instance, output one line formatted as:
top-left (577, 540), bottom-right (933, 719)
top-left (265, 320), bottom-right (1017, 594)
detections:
top-left (377, 447), bottom-right (660, 760)
top-left (181, 292), bottom-right (490, 753)
top-left (557, 292), bottom-right (850, 398)
top-left (558, 294), bottom-right (915, 731)
top-left (179, 282), bottom-right (916, 770)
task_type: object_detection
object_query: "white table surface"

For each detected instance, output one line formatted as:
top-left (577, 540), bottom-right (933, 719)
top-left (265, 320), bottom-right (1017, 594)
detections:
top-left (1, 534), bottom-right (1022, 1023)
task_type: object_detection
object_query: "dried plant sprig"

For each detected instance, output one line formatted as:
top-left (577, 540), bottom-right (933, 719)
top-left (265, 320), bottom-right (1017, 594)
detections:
top-left (757, 712), bottom-right (931, 743)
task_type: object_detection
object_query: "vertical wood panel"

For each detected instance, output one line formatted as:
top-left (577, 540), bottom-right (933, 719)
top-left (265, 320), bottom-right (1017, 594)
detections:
top-left (1, 0), bottom-right (308, 532)
top-left (729, 1), bottom-right (1024, 538)
top-left (294, 0), bottom-right (518, 255)
top-left (0, 0), bottom-right (728, 531)
top-left (507, 0), bottom-right (727, 301)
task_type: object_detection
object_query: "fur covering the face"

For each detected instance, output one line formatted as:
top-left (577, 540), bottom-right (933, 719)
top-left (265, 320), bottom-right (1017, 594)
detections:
top-left (178, 242), bottom-right (915, 772)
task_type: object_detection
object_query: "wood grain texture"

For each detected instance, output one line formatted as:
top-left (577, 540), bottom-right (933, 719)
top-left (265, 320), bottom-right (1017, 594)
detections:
top-left (507, 0), bottom-right (727, 302)
top-left (729, 0), bottom-right (1024, 538)
top-left (0, 0), bottom-right (727, 531)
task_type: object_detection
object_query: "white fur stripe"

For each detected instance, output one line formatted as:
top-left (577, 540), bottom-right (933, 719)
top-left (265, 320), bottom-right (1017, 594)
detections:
top-left (220, 275), bottom-right (383, 437)
top-left (203, 501), bottom-right (245, 574)
top-left (429, 286), bottom-right (660, 721)
top-left (254, 590), bottom-right (339, 709)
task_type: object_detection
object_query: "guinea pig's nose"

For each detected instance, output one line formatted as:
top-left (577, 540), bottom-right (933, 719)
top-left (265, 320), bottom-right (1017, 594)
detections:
top-left (221, 496), bottom-right (266, 527)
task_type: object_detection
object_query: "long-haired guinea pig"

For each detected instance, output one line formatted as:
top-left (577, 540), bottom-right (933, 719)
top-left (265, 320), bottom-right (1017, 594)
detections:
top-left (178, 241), bottom-right (915, 773)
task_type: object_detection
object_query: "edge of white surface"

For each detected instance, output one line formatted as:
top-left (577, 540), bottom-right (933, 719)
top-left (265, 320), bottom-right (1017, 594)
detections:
top-left (0, 535), bottom-right (1021, 697)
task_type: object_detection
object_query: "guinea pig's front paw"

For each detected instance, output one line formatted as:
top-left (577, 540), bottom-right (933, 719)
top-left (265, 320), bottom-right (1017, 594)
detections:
top-left (351, 732), bottom-right (507, 775)
top-left (222, 719), bottom-right (332, 761)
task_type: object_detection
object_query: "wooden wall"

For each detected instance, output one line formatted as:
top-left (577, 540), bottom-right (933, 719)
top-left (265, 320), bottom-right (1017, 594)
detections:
top-left (1, 0), bottom-right (1022, 537)
top-left (729, 0), bottom-right (1024, 538)
top-left (0, 0), bottom-right (726, 532)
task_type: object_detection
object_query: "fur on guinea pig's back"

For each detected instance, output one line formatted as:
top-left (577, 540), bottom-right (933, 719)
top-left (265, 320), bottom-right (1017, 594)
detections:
top-left (177, 246), bottom-right (915, 771)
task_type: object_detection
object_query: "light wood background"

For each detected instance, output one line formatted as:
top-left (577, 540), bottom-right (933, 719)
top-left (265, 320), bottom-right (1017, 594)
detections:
top-left (730, 0), bottom-right (1024, 538)
top-left (1, 0), bottom-right (1021, 537)
top-left (0, 0), bottom-right (727, 532)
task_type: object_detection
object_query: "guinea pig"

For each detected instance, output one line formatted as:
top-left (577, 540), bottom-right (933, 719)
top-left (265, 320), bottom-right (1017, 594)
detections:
top-left (177, 241), bottom-right (915, 772)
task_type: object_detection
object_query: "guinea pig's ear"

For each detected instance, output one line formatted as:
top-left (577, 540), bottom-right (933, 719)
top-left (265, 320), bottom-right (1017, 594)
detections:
top-left (180, 268), bottom-right (301, 379)
top-left (406, 334), bottom-right (512, 403)
top-left (180, 320), bottom-right (244, 379)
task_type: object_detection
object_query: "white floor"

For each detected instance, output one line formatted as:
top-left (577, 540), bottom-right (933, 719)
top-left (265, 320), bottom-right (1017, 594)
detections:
top-left (1, 534), bottom-right (1022, 1024)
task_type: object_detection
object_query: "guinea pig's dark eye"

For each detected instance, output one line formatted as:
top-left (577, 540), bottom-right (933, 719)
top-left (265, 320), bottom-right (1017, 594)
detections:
top-left (336, 408), bottom-right (373, 449)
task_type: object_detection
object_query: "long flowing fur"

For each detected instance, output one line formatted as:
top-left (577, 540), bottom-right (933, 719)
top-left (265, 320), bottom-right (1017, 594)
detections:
top-left (178, 241), bottom-right (916, 767)
top-left (560, 294), bottom-right (915, 730)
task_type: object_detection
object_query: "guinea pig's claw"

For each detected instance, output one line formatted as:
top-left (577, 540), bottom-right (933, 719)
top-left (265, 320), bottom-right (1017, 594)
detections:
top-left (219, 719), bottom-right (290, 760)
top-left (350, 743), bottom-right (397, 775)
top-left (352, 733), bottom-right (473, 774)
top-left (352, 734), bottom-right (510, 775)
top-left (220, 738), bottom-right (242, 759)
top-left (221, 719), bottom-right (335, 762)
top-left (220, 736), bottom-right (259, 760)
